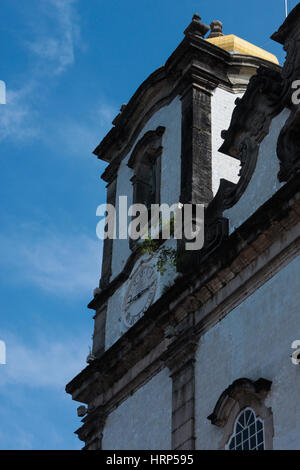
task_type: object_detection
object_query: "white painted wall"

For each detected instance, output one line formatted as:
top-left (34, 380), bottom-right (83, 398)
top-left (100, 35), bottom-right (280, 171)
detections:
top-left (105, 91), bottom-right (291, 351)
top-left (102, 368), bottom-right (172, 450)
top-left (110, 87), bottom-right (244, 281)
top-left (106, 239), bottom-right (177, 350)
top-left (111, 96), bottom-right (182, 280)
top-left (224, 108), bottom-right (290, 233)
top-left (211, 87), bottom-right (244, 196)
top-left (194, 255), bottom-right (300, 450)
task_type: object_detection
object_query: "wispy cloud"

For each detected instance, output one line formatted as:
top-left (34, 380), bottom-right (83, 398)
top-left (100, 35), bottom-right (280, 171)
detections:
top-left (0, 226), bottom-right (102, 297)
top-left (26, 0), bottom-right (80, 75)
top-left (0, 331), bottom-right (88, 388)
top-left (0, 0), bottom-right (81, 143)
top-left (0, 82), bottom-right (40, 142)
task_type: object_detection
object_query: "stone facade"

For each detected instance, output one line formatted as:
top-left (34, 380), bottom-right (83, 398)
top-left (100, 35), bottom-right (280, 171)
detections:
top-left (66, 7), bottom-right (300, 451)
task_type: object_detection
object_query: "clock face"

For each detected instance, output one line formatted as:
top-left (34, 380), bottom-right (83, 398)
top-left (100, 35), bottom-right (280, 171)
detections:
top-left (122, 263), bottom-right (157, 328)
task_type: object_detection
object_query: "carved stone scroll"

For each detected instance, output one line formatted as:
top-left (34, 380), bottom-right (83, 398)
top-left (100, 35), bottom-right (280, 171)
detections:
top-left (272, 4), bottom-right (300, 182)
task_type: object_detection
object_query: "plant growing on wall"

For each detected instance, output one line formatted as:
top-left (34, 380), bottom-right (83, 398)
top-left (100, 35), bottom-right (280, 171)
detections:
top-left (140, 216), bottom-right (184, 274)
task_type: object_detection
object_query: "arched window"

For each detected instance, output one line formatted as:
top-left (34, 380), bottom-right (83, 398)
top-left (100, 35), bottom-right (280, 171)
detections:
top-left (207, 378), bottom-right (273, 450)
top-left (128, 126), bottom-right (165, 210)
top-left (128, 126), bottom-right (165, 248)
top-left (225, 407), bottom-right (265, 450)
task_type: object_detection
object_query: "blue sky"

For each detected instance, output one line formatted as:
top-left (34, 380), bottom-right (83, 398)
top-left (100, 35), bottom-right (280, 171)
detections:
top-left (0, 0), bottom-right (295, 450)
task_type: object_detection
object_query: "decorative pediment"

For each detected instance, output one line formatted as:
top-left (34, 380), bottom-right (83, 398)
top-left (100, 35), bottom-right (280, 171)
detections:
top-left (207, 378), bottom-right (272, 427)
top-left (127, 126), bottom-right (165, 169)
top-left (272, 3), bottom-right (300, 182)
top-left (95, 13), bottom-right (275, 184)
top-left (210, 66), bottom-right (283, 218)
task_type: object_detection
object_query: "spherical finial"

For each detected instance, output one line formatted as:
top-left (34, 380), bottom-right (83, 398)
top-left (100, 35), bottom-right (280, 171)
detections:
top-left (208, 20), bottom-right (224, 38)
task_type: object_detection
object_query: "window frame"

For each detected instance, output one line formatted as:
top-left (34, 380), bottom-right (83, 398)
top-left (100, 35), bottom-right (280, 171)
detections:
top-left (207, 378), bottom-right (273, 450)
top-left (225, 407), bottom-right (266, 450)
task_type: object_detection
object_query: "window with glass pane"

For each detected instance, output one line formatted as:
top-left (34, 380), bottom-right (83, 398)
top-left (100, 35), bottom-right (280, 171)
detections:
top-left (226, 408), bottom-right (265, 450)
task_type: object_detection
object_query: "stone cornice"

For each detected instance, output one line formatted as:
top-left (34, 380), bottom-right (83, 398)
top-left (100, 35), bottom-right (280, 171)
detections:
top-left (94, 20), bottom-right (281, 180)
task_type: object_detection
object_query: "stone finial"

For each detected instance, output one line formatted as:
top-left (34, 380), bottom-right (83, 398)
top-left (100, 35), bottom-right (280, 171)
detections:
top-left (112, 103), bottom-right (127, 126)
top-left (77, 406), bottom-right (88, 417)
top-left (208, 20), bottom-right (224, 38)
top-left (184, 13), bottom-right (210, 38)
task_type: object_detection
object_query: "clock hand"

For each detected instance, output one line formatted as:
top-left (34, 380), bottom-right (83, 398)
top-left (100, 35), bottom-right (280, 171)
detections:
top-left (127, 283), bottom-right (154, 305)
top-left (128, 288), bottom-right (149, 304)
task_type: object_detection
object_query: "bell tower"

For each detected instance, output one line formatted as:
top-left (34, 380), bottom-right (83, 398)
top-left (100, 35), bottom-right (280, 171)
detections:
top-left (88, 14), bottom-right (279, 357)
top-left (66, 12), bottom-right (284, 451)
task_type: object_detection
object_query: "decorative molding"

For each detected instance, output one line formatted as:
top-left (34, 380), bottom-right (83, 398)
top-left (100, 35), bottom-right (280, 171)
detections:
top-left (207, 378), bottom-right (272, 427)
top-left (163, 334), bottom-right (198, 450)
top-left (272, 4), bottom-right (300, 182)
top-left (216, 66), bottom-right (284, 213)
top-left (127, 126), bottom-right (165, 169)
top-left (99, 178), bottom-right (117, 288)
top-left (68, 176), bottom-right (300, 401)
top-left (92, 304), bottom-right (107, 358)
top-left (181, 66), bottom-right (282, 271)
top-left (177, 66), bottom-right (284, 274)
top-left (208, 20), bottom-right (224, 39)
top-left (127, 126), bottom-right (164, 252)
top-left (95, 17), bottom-right (280, 181)
top-left (277, 107), bottom-right (300, 182)
top-left (180, 85), bottom-right (214, 205)
top-left (183, 14), bottom-right (209, 39)
top-left (67, 179), bottom-right (300, 448)
top-left (76, 406), bottom-right (107, 450)
top-left (207, 378), bottom-right (273, 450)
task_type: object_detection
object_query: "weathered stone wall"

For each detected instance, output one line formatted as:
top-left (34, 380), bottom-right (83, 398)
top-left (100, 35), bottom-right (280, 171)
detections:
top-left (102, 368), bottom-right (172, 450)
top-left (106, 239), bottom-right (177, 350)
top-left (194, 255), bottom-right (300, 450)
top-left (111, 96), bottom-right (182, 280)
top-left (105, 86), bottom-right (249, 349)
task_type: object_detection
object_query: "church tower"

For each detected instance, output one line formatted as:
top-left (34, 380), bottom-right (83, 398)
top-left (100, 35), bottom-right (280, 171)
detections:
top-left (67, 8), bottom-right (300, 451)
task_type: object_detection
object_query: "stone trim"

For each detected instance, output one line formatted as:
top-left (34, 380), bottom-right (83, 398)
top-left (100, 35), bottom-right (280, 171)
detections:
top-left (206, 66), bottom-right (284, 223)
top-left (67, 179), bottom-right (300, 448)
top-left (272, 5), bottom-right (300, 183)
top-left (76, 407), bottom-right (107, 450)
top-left (99, 179), bottom-right (117, 288)
top-left (127, 126), bottom-right (165, 170)
top-left (128, 126), bottom-right (164, 252)
top-left (164, 336), bottom-right (198, 450)
top-left (94, 16), bottom-right (279, 172)
top-left (68, 176), bottom-right (300, 394)
top-left (92, 304), bottom-right (107, 358)
top-left (207, 378), bottom-right (273, 450)
top-left (180, 85), bottom-right (213, 205)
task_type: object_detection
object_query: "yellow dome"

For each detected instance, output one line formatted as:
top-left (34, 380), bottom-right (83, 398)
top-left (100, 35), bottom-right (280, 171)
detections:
top-left (206, 34), bottom-right (279, 65)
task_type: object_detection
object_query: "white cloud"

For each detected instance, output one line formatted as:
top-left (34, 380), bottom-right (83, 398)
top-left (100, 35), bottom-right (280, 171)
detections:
top-left (0, 227), bottom-right (102, 297)
top-left (0, 83), bottom-right (40, 142)
top-left (0, 331), bottom-right (88, 389)
top-left (27, 0), bottom-right (80, 75)
top-left (0, 0), bottom-right (81, 143)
